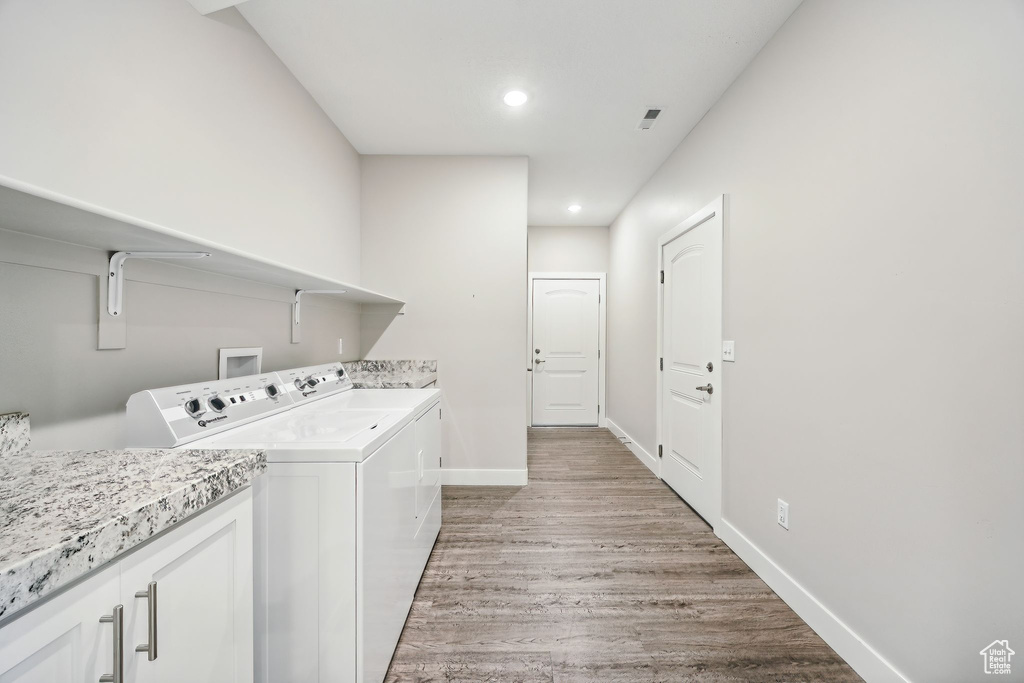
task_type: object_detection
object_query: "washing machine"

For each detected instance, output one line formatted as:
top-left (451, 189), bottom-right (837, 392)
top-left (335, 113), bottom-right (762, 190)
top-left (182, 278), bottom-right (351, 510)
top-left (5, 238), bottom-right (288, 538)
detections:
top-left (126, 363), bottom-right (442, 683)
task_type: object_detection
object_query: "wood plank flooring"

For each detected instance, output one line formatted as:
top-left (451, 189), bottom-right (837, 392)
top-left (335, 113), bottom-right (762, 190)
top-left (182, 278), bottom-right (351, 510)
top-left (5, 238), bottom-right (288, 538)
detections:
top-left (385, 428), bottom-right (861, 682)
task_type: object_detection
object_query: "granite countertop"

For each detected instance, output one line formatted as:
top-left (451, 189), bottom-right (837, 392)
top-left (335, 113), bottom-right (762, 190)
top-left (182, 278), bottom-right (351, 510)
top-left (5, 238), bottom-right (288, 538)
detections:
top-left (0, 412), bottom-right (30, 457)
top-left (343, 360), bottom-right (438, 389)
top-left (347, 371), bottom-right (437, 389)
top-left (0, 422), bottom-right (265, 621)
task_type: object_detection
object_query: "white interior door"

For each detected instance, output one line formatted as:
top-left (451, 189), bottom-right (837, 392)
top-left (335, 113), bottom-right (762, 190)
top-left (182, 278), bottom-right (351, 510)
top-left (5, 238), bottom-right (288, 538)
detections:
top-left (532, 278), bottom-right (600, 426)
top-left (659, 198), bottom-right (722, 527)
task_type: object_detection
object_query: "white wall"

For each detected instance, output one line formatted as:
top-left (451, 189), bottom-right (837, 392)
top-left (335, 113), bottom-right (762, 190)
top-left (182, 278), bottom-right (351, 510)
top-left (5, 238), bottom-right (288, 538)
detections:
top-left (0, 0), bottom-right (365, 447)
top-left (607, 2), bottom-right (1024, 681)
top-left (0, 231), bottom-right (360, 450)
top-left (0, 0), bottom-right (361, 282)
top-left (528, 225), bottom-right (609, 273)
top-left (360, 156), bottom-right (528, 484)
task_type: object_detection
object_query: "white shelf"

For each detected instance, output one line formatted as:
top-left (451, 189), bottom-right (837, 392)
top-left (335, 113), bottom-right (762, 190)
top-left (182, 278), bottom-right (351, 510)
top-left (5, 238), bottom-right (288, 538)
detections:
top-left (0, 175), bottom-right (404, 348)
top-left (0, 175), bottom-right (403, 306)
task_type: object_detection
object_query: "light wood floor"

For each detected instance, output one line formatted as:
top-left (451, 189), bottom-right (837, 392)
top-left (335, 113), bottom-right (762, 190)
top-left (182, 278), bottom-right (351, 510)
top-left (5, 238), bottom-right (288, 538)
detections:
top-left (385, 428), bottom-right (861, 682)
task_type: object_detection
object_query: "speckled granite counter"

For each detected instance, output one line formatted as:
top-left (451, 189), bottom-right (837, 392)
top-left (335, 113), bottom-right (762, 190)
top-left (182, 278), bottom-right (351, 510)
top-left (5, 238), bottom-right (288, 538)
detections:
top-left (0, 441), bottom-right (265, 621)
top-left (0, 413), bottom-right (30, 458)
top-left (343, 360), bottom-right (437, 389)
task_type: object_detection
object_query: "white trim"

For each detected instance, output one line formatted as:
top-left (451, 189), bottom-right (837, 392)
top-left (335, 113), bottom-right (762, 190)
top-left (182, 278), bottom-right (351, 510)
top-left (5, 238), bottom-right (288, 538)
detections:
top-left (717, 519), bottom-right (910, 683)
top-left (441, 469), bottom-right (529, 486)
top-left (606, 418), bottom-right (659, 477)
top-left (607, 416), bottom-right (910, 682)
top-left (656, 196), bottom-right (724, 531)
top-left (527, 272), bottom-right (607, 428)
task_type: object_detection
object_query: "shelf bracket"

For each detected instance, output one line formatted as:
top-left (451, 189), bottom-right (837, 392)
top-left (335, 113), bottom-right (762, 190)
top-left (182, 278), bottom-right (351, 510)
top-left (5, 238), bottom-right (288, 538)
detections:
top-left (107, 251), bottom-right (211, 317)
top-left (99, 251), bottom-right (210, 350)
top-left (292, 289), bottom-right (348, 343)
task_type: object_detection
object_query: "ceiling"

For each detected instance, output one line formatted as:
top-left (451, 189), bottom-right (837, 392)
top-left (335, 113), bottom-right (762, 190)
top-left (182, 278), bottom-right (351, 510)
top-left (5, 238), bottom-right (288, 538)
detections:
top-left (238, 0), bottom-right (802, 226)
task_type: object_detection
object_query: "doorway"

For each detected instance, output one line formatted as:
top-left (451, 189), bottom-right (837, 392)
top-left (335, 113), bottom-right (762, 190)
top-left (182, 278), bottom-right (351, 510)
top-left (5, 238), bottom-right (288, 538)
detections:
top-left (657, 197), bottom-right (723, 529)
top-left (528, 273), bottom-right (606, 427)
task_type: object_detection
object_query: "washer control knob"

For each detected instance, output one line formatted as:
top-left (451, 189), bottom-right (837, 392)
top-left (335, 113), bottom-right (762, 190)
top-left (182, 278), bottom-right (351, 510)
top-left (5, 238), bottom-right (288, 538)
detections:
top-left (294, 378), bottom-right (307, 391)
top-left (336, 368), bottom-right (346, 378)
top-left (208, 396), bottom-right (227, 413)
top-left (265, 384), bottom-right (280, 399)
top-left (184, 398), bottom-right (205, 418)
top-left (305, 376), bottom-right (320, 387)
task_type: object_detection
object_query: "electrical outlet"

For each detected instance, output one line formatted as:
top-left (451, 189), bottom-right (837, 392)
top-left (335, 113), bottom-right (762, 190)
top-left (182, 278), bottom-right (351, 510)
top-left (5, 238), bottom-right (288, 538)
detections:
top-left (777, 499), bottom-right (790, 530)
top-left (722, 340), bottom-right (736, 362)
top-left (337, 338), bottom-right (344, 355)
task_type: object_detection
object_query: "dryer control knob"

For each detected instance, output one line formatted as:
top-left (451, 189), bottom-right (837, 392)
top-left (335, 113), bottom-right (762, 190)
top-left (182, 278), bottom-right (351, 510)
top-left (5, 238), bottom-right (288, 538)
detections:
top-left (208, 396), bottom-right (227, 413)
top-left (265, 384), bottom-right (280, 399)
top-left (305, 376), bottom-right (320, 387)
top-left (184, 398), bottom-right (205, 418)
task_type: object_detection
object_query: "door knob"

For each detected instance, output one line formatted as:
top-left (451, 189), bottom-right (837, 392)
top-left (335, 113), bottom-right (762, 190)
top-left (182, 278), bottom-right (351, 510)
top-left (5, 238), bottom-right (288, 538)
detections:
top-left (534, 358), bottom-right (544, 364)
top-left (696, 384), bottom-right (713, 395)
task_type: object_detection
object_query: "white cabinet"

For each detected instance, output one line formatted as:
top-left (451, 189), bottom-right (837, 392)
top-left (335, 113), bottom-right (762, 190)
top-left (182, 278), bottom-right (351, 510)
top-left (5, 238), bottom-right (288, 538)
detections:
top-left (0, 565), bottom-right (119, 683)
top-left (121, 488), bottom-right (253, 683)
top-left (0, 488), bottom-right (254, 683)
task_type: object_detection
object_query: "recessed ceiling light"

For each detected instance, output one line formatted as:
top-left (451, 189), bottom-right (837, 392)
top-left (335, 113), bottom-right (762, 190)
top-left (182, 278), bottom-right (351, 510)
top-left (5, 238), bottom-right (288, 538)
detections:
top-left (503, 90), bottom-right (528, 107)
top-left (567, 204), bottom-right (582, 213)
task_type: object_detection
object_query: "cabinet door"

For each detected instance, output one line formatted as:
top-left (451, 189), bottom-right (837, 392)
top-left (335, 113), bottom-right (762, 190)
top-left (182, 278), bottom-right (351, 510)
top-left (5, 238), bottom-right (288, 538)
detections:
top-left (119, 488), bottom-right (253, 683)
top-left (0, 565), bottom-right (120, 683)
top-left (413, 402), bottom-right (442, 520)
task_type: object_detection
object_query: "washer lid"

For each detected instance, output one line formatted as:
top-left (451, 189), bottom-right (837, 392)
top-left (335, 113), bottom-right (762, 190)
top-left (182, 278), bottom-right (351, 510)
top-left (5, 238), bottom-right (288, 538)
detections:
top-left (190, 408), bottom-right (404, 461)
top-left (219, 409), bottom-right (392, 444)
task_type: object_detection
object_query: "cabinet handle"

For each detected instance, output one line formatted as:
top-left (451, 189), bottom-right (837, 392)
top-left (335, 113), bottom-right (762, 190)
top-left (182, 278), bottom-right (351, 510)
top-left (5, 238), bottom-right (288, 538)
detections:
top-left (134, 582), bottom-right (158, 661)
top-left (98, 605), bottom-right (124, 683)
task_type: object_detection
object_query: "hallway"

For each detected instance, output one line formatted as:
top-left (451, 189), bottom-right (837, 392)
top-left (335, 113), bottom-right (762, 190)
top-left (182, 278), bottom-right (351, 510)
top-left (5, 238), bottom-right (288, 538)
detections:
top-left (386, 428), bottom-right (861, 682)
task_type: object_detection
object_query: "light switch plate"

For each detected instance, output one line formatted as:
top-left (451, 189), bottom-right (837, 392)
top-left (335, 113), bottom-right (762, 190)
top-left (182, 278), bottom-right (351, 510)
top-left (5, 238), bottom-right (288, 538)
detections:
top-left (777, 499), bottom-right (790, 530)
top-left (722, 340), bottom-right (736, 362)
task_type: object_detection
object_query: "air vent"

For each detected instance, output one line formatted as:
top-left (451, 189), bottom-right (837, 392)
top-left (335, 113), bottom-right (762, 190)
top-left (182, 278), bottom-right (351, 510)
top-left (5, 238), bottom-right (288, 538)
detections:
top-left (637, 108), bottom-right (662, 131)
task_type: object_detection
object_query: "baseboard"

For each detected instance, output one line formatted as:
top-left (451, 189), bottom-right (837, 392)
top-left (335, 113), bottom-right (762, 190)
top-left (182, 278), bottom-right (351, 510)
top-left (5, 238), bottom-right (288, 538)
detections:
top-left (717, 519), bottom-right (909, 683)
top-left (441, 468), bottom-right (528, 486)
top-left (605, 418), bottom-right (659, 477)
top-left (597, 421), bottom-right (907, 682)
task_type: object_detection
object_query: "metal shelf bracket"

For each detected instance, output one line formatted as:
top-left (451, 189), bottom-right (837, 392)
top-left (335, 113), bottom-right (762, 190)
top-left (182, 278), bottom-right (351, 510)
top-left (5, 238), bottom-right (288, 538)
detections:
top-left (292, 289), bottom-right (348, 343)
top-left (98, 251), bottom-right (210, 350)
top-left (107, 251), bottom-right (210, 316)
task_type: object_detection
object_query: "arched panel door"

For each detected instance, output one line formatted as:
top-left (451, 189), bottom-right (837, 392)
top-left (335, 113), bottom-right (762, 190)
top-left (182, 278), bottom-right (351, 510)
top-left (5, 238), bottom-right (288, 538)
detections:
top-left (532, 279), bottom-right (600, 426)
top-left (659, 198), bottom-right (722, 528)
